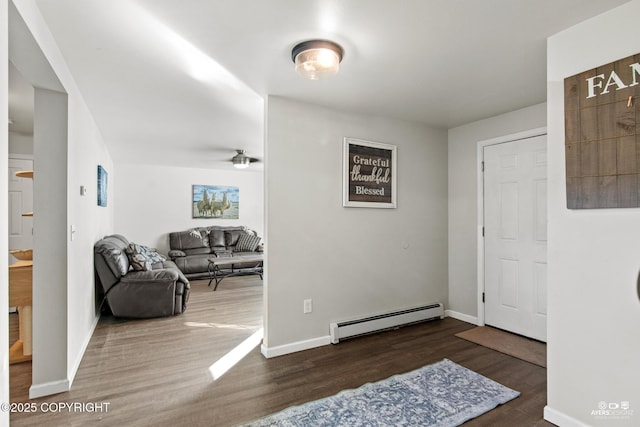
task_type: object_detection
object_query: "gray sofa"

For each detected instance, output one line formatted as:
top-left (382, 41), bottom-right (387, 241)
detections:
top-left (94, 234), bottom-right (190, 318)
top-left (169, 226), bottom-right (263, 279)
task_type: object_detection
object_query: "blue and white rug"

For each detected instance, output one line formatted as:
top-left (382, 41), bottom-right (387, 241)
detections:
top-left (243, 359), bottom-right (519, 427)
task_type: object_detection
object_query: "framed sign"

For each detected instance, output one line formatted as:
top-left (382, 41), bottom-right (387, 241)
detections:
top-left (343, 138), bottom-right (397, 208)
top-left (564, 52), bottom-right (640, 209)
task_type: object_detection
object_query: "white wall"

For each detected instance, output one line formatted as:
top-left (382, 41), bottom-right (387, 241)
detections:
top-left (263, 96), bottom-right (448, 352)
top-left (447, 104), bottom-right (547, 319)
top-left (1, 0), bottom-right (10, 422)
top-left (66, 87), bottom-right (114, 385)
top-left (8, 131), bottom-right (33, 154)
top-left (115, 164), bottom-right (263, 254)
top-left (545, 2), bottom-right (640, 426)
top-left (11, 0), bottom-right (115, 397)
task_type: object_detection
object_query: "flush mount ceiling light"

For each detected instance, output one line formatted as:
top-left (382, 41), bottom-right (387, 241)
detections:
top-left (231, 149), bottom-right (258, 169)
top-left (291, 39), bottom-right (343, 80)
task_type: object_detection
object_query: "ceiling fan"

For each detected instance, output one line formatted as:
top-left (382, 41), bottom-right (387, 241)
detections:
top-left (231, 149), bottom-right (260, 169)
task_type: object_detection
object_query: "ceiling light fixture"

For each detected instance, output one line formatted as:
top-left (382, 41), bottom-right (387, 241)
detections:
top-left (232, 149), bottom-right (251, 169)
top-left (291, 39), bottom-right (343, 80)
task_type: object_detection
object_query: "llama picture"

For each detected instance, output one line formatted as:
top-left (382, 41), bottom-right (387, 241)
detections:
top-left (192, 185), bottom-right (239, 219)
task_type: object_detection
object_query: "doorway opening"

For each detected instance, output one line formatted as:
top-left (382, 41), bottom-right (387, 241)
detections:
top-left (7, 0), bottom-right (69, 400)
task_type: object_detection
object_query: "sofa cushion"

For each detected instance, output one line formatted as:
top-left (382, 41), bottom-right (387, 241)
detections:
top-left (168, 249), bottom-right (186, 258)
top-left (235, 233), bottom-right (261, 252)
top-left (209, 229), bottom-right (226, 248)
top-left (213, 248), bottom-right (233, 257)
top-left (183, 247), bottom-right (213, 256)
top-left (169, 228), bottom-right (209, 250)
top-left (225, 230), bottom-right (243, 247)
top-left (96, 246), bottom-right (130, 277)
top-left (172, 253), bottom-right (212, 275)
top-left (153, 260), bottom-right (190, 285)
top-left (95, 235), bottom-right (131, 277)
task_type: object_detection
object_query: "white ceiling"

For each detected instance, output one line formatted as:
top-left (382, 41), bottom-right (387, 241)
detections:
top-left (9, 0), bottom-right (631, 169)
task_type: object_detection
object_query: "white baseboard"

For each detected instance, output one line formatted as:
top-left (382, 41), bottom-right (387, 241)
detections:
top-left (68, 314), bottom-right (100, 388)
top-left (261, 308), bottom-right (473, 358)
top-left (544, 405), bottom-right (588, 426)
top-left (445, 310), bottom-right (479, 325)
top-left (29, 379), bottom-right (70, 399)
top-left (261, 335), bottom-right (331, 358)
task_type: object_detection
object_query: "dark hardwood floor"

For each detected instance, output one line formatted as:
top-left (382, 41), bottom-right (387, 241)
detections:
top-left (9, 278), bottom-right (553, 426)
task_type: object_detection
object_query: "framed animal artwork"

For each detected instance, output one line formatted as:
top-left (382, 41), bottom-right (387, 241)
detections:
top-left (192, 185), bottom-right (239, 219)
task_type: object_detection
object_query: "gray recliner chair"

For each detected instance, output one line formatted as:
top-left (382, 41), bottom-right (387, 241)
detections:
top-left (94, 234), bottom-right (190, 318)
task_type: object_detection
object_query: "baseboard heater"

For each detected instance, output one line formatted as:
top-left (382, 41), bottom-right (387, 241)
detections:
top-left (330, 303), bottom-right (444, 344)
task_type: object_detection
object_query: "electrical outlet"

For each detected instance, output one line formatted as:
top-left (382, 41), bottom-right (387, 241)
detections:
top-left (303, 299), bottom-right (312, 314)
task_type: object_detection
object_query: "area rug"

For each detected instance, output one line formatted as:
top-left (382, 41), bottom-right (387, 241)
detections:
top-left (243, 359), bottom-right (519, 427)
top-left (455, 326), bottom-right (546, 368)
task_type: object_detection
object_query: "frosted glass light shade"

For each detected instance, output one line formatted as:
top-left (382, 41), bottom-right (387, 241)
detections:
top-left (292, 40), bottom-right (343, 80)
top-left (233, 159), bottom-right (250, 169)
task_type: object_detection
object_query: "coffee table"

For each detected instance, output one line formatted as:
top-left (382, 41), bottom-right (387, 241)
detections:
top-left (207, 255), bottom-right (264, 291)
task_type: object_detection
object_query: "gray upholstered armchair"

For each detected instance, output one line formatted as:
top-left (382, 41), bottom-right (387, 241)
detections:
top-left (94, 234), bottom-right (190, 318)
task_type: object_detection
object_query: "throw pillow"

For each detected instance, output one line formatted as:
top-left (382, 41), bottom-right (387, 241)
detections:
top-left (125, 243), bottom-right (153, 271)
top-left (125, 243), bottom-right (166, 271)
top-left (139, 245), bottom-right (167, 264)
top-left (188, 228), bottom-right (210, 247)
top-left (234, 233), bottom-right (261, 252)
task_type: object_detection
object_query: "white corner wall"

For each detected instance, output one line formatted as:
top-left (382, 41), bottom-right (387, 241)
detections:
top-left (546, 1), bottom-right (640, 426)
top-left (32, 87), bottom-right (69, 392)
top-left (1, 0), bottom-right (10, 422)
top-left (263, 96), bottom-right (448, 353)
top-left (447, 103), bottom-right (547, 319)
top-left (114, 164), bottom-right (263, 254)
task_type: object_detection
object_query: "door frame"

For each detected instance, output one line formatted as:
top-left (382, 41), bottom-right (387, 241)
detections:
top-left (476, 127), bottom-right (547, 327)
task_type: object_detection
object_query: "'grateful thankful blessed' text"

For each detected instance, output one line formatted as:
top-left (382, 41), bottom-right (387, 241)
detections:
top-left (347, 144), bottom-right (393, 203)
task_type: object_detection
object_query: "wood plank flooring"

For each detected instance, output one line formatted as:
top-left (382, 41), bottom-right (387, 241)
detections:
top-left (9, 278), bottom-right (553, 426)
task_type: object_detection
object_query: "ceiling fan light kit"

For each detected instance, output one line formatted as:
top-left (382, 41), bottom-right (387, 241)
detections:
top-left (232, 149), bottom-right (251, 169)
top-left (291, 39), bottom-right (343, 80)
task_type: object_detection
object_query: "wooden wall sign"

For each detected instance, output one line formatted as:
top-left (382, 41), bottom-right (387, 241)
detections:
top-left (564, 53), bottom-right (639, 209)
top-left (343, 138), bottom-right (397, 208)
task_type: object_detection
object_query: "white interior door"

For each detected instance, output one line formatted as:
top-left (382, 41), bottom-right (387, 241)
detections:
top-left (8, 157), bottom-right (34, 263)
top-left (483, 135), bottom-right (547, 342)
